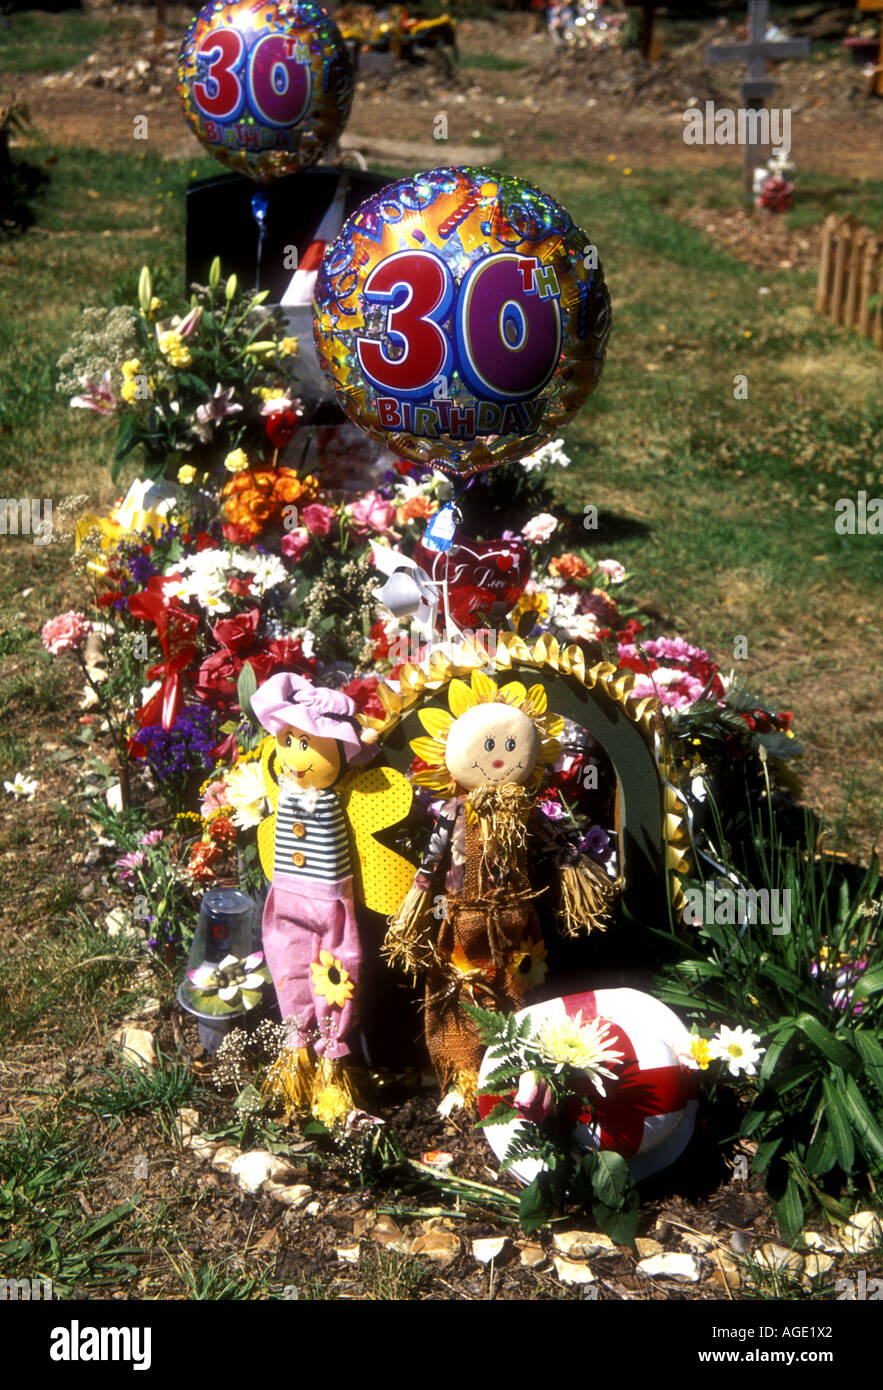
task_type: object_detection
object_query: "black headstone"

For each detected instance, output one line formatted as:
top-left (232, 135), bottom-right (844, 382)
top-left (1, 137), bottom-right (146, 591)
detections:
top-left (185, 166), bottom-right (392, 421)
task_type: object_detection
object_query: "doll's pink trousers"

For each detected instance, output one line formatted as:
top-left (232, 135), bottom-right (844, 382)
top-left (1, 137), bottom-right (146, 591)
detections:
top-left (261, 874), bottom-right (360, 1060)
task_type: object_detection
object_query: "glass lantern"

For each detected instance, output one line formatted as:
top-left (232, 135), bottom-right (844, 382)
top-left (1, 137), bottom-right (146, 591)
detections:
top-left (177, 888), bottom-right (267, 1051)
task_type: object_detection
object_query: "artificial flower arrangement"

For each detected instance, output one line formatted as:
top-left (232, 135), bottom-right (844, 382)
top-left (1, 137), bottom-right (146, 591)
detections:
top-left (57, 258), bottom-right (299, 484)
top-left (472, 1001), bottom-right (767, 1240)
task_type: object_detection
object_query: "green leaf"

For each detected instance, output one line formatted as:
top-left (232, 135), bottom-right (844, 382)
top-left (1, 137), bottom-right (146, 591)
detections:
top-left (770, 1172), bottom-right (805, 1246)
top-left (821, 1077), bottom-right (855, 1171)
top-left (518, 1177), bottom-right (552, 1235)
top-left (81, 1199), bottom-right (139, 1242)
top-left (759, 1024), bottom-right (798, 1083)
top-left (237, 661), bottom-right (257, 721)
top-left (475, 1102), bottom-right (520, 1130)
top-left (591, 1189), bottom-right (639, 1248)
top-left (854, 1031), bottom-right (883, 1100)
top-left (751, 1135), bottom-right (784, 1175)
top-left (591, 1150), bottom-right (630, 1208)
top-left (852, 964), bottom-right (883, 1002)
top-left (842, 1076), bottom-right (883, 1163)
top-left (795, 1014), bottom-right (856, 1071)
top-left (805, 1126), bottom-right (837, 1175)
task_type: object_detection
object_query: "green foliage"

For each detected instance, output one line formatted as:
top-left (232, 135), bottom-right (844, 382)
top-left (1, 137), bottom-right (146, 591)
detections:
top-left (655, 791), bottom-right (883, 1242)
top-left (85, 1049), bottom-right (209, 1139)
top-left (0, 1119), bottom-right (142, 1296)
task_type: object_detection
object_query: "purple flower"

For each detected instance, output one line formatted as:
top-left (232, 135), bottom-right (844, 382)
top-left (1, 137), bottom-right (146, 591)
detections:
top-left (537, 796), bottom-right (564, 821)
top-left (139, 704), bottom-right (219, 785)
top-left (580, 826), bottom-right (611, 860)
top-left (140, 829), bottom-right (164, 847)
top-left (116, 849), bottom-right (145, 884)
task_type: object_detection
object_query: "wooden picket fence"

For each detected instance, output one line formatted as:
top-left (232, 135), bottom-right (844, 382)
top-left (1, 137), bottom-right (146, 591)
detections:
top-left (816, 213), bottom-right (883, 349)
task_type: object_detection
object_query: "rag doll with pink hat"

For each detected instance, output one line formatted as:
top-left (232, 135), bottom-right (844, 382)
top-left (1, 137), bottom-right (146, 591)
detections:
top-left (250, 671), bottom-right (375, 1108)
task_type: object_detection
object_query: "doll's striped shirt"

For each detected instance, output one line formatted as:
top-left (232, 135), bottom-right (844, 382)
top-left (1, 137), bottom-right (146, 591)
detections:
top-left (273, 784), bottom-right (352, 883)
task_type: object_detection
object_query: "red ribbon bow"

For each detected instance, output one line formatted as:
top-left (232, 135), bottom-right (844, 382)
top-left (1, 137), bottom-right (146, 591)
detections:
top-left (128, 578), bottom-right (200, 746)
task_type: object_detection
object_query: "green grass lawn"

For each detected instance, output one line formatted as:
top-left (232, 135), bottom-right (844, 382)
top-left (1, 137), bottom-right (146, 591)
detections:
top-left (0, 11), bottom-right (121, 75)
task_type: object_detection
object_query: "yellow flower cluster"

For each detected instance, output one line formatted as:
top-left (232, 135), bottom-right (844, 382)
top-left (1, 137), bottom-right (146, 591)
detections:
top-left (120, 358), bottom-right (146, 404)
top-left (157, 331), bottom-right (191, 367)
top-left (279, 337), bottom-right (298, 357)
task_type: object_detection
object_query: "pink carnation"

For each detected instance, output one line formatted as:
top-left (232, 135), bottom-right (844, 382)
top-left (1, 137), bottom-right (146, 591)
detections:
top-left (301, 503), bottom-right (334, 536)
top-left (521, 512), bottom-right (559, 544)
top-left (281, 527), bottom-right (310, 561)
top-left (630, 669), bottom-right (707, 711)
top-left (41, 611), bottom-right (92, 655)
top-left (200, 781), bottom-right (230, 818)
top-left (596, 558), bottom-right (626, 585)
top-left (346, 491), bottom-right (399, 537)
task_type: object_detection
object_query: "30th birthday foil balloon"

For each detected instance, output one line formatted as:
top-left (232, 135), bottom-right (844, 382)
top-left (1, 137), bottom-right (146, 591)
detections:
top-left (178, 0), bottom-right (353, 183)
top-left (313, 167), bottom-right (611, 478)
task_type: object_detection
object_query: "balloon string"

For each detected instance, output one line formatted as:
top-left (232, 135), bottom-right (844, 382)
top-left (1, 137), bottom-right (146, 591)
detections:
top-left (255, 223), bottom-right (266, 293)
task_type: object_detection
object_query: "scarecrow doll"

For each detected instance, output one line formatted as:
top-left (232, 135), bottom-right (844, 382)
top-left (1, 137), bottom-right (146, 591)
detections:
top-left (384, 669), bottom-right (620, 1101)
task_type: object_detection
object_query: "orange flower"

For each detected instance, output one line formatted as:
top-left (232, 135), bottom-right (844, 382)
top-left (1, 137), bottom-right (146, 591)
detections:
top-left (220, 468), bottom-right (318, 536)
top-left (548, 553), bottom-right (591, 581)
top-left (397, 495), bottom-right (437, 525)
top-left (273, 469), bottom-right (318, 506)
top-left (188, 840), bottom-right (224, 883)
top-left (209, 813), bottom-right (237, 846)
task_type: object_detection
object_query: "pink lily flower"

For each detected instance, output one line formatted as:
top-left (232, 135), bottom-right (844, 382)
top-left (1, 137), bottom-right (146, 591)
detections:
top-left (70, 371), bottom-right (117, 415)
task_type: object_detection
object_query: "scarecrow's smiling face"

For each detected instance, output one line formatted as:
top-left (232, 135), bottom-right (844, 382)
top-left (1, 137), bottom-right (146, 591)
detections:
top-left (276, 726), bottom-right (341, 789)
top-left (444, 704), bottom-right (540, 791)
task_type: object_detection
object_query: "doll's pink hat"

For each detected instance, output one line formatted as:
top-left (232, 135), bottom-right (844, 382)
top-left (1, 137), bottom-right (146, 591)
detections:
top-left (251, 672), bottom-right (371, 764)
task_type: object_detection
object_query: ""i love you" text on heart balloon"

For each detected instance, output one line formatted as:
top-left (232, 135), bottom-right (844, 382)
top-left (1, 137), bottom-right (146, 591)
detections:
top-left (414, 535), bottom-right (530, 629)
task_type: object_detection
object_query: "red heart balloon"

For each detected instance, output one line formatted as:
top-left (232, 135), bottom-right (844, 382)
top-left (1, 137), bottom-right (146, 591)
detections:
top-left (414, 536), bottom-right (530, 629)
top-left (265, 409), bottom-right (299, 450)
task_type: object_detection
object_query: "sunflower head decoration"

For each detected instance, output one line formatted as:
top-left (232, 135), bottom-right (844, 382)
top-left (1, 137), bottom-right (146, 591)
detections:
top-left (409, 669), bottom-right (563, 796)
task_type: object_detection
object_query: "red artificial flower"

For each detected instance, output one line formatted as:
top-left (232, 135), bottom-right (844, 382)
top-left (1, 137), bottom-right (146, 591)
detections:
top-left (343, 674), bottom-right (384, 721)
top-left (370, 619), bottom-right (392, 660)
top-left (194, 531), bottom-right (216, 552)
top-left (213, 608), bottom-right (261, 654)
top-left (222, 521), bottom-right (254, 545)
top-left (227, 575), bottom-right (253, 598)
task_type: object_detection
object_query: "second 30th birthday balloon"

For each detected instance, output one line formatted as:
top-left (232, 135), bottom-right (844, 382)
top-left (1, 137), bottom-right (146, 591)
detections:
top-left (177, 0), bottom-right (353, 184)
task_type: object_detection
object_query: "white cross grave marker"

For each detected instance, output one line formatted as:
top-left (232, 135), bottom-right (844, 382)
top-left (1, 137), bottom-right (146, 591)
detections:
top-left (707, 0), bottom-right (810, 199)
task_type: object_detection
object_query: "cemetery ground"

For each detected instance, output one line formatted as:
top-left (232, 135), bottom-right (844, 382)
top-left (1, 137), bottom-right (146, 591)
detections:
top-left (1, 7), bottom-right (883, 1300)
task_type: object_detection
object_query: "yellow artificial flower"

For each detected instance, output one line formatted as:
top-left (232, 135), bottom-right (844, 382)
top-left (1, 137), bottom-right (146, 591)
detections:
top-left (507, 937), bottom-right (548, 994)
top-left (311, 951), bottom-right (354, 1009)
top-left (157, 331), bottom-right (191, 367)
top-left (149, 296), bottom-right (161, 313)
top-left (120, 379), bottom-right (139, 403)
top-left (312, 1082), bottom-right (351, 1129)
top-left (177, 465), bottom-right (197, 485)
top-left (279, 337), bottom-right (298, 357)
top-left (224, 448), bottom-right (250, 475)
top-left (510, 589), bottom-right (550, 626)
top-left (689, 1036), bottom-right (711, 1070)
top-left (121, 358), bottom-right (141, 378)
